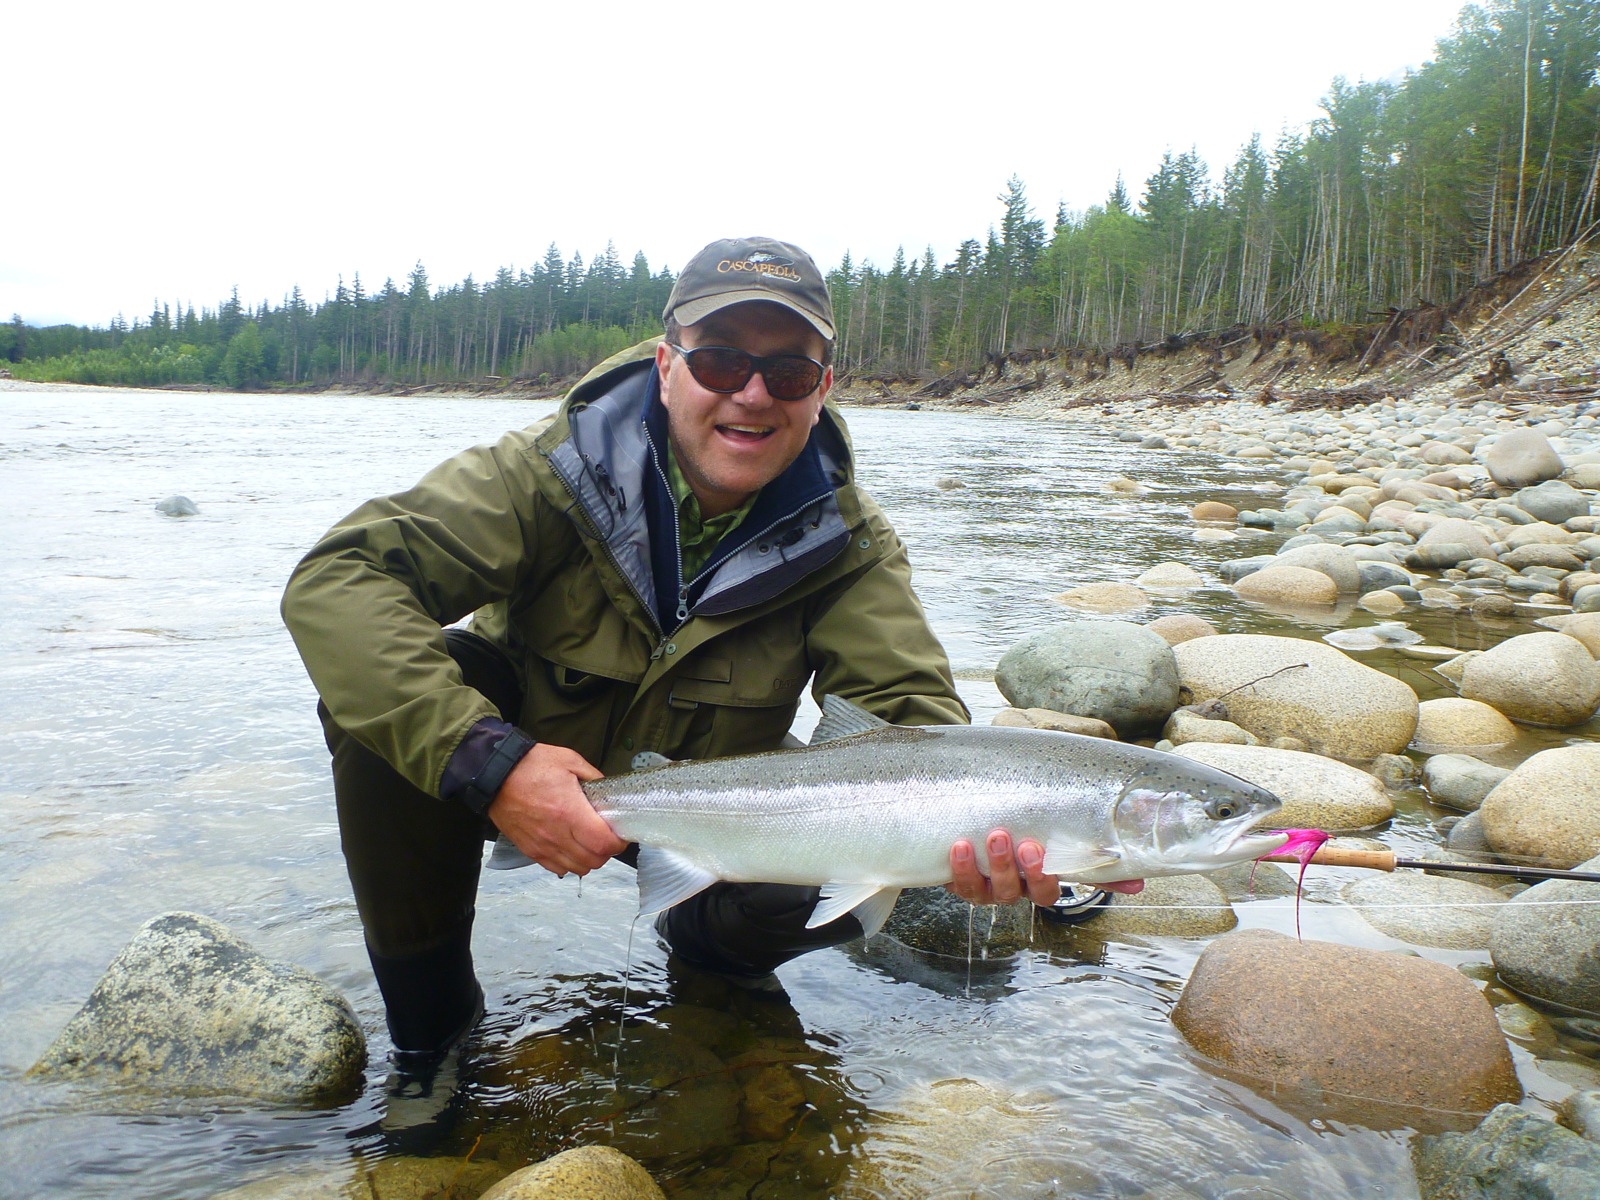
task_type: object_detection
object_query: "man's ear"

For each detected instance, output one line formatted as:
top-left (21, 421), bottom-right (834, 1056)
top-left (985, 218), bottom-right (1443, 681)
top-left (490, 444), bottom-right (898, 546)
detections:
top-left (655, 340), bottom-right (675, 406)
top-left (811, 364), bottom-right (834, 423)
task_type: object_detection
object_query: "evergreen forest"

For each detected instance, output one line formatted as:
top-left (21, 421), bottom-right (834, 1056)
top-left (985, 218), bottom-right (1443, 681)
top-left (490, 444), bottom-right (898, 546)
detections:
top-left (5, 0), bottom-right (1598, 391)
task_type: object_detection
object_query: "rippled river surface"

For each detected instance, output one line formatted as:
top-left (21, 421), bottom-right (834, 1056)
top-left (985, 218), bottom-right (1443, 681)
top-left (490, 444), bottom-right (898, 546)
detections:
top-left (1, 385), bottom-right (1592, 1199)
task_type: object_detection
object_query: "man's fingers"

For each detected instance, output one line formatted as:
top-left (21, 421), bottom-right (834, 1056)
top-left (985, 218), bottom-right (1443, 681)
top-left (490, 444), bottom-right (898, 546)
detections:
top-left (986, 830), bottom-right (1022, 905)
top-left (947, 839), bottom-right (991, 905)
top-left (1015, 839), bottom-right (1062, 907)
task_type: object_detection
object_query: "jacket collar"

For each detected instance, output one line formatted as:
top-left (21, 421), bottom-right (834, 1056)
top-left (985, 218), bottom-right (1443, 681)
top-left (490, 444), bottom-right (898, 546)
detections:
top-left (548, 360), bottom-right (851, 633)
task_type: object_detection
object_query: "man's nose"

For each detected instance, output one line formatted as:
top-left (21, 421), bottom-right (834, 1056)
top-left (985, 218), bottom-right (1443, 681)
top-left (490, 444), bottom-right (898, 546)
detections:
top-left (731, 369), bottom-right (775, 405)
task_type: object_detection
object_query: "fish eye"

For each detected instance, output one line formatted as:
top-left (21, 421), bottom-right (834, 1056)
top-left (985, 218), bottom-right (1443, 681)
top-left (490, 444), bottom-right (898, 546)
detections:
top-left (1216, 803), bottom-right (1236, 819)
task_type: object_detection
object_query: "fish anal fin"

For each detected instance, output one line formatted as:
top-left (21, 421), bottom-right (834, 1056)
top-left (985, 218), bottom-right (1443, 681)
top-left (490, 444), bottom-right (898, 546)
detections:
top-left (635, 846), bottom-right (719, 916)
top-left (1041, 841), bottom-right (1121, 879)
top-left (808, 882), bottom-right (902, 935)
top-left (811, 695), bottom-right (893, 744)
top-left (486, 833), bottom-right (535, 871)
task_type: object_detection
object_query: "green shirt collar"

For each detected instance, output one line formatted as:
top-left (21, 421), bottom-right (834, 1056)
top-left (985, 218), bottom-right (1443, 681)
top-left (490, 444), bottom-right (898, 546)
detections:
top-left (665, 441), bottom-right (759, 581)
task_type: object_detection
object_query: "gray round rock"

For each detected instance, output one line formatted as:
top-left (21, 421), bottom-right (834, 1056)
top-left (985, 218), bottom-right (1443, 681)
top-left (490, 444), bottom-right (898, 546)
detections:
top-left (28, 912), bottom-right (365, 1102)
top-left (995, 621), bottom-right (1180, 737)
top-left (1489, 855), bottom-right (1600, 1015)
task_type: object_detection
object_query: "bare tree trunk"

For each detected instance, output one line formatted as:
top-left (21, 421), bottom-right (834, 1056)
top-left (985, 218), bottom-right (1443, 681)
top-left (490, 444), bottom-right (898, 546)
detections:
top-left (1510, 0), bottom-right (1533, 261)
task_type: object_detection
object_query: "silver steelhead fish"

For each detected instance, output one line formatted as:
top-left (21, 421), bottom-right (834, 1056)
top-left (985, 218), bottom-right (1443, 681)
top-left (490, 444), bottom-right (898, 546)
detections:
top-left (488, 696), bottom-right (1287, 936)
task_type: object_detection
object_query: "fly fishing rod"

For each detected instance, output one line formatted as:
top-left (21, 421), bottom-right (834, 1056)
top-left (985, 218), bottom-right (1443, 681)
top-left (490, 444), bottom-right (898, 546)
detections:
top-left (1260, 845), bottom-right (1600, 886)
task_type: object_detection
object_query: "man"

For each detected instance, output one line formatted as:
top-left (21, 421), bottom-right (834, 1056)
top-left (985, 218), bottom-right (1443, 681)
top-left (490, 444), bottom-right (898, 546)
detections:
top-left (282, 235), bottom-right (1119, 1099)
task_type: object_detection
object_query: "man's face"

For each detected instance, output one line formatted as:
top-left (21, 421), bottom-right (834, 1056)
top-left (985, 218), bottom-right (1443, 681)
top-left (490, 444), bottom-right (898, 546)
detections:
top-left (655, 301), bottom-right (832, 518)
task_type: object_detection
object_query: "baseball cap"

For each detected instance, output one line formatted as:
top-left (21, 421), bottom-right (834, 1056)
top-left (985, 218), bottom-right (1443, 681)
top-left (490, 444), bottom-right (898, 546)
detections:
top-left (663, 236), bottom-right (835, 341)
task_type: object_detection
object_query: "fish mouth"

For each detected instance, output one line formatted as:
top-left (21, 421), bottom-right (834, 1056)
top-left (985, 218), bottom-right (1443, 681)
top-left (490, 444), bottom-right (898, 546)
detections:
top-left (1228, 828), bottom-right (1291, 860)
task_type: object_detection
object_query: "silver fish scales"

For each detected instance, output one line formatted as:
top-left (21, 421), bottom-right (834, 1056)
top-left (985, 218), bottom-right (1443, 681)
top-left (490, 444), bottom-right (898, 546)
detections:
top-left (491, 696), bottom-right (1286, 937)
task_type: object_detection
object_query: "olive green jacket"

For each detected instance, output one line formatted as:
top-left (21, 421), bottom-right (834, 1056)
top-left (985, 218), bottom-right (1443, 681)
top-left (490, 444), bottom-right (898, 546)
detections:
top-left (281, 339), bottom-right (967, 797)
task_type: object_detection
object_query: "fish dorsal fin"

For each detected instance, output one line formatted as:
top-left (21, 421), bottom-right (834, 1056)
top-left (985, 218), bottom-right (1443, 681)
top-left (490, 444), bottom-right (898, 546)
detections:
top-left (807, 883), bottom-right (903, 936)
top-left (1041, 840), bottom-right (1121, 878)
top-left (631, 750), bottom-right (674, 771)
top-left (486, 833), bottom-right (535, 871)
top-left (811, 694), bottom-right (892, 744)
top-left (634, 846), bottom-right (720, 916)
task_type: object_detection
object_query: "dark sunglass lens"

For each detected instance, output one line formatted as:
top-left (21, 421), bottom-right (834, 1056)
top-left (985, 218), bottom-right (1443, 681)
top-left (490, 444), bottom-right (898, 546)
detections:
top-left (762, 357), bottom-right (822, 400)
top-left (686, 347), bottom-right (752, 392)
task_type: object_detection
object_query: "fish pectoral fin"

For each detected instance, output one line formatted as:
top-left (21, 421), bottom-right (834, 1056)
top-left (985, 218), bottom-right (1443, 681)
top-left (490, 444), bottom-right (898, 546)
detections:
top-left (634, 846), bottom-right (720, 916)
top-left (1041, 841), bottom-right (1121, 877)
top-left (808, 883), bottom-right (902, 936)
top-left (810, 694), bottom-right (893, 744)
top-left (631, 751), bottom-right (674, 771)
top-left (486, 833), bottom-right (535, 871)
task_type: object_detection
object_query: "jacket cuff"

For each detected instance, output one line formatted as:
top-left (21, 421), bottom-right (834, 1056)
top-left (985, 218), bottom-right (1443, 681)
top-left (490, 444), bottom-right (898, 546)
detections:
top-left (442, 718), bottom-right (536, 816)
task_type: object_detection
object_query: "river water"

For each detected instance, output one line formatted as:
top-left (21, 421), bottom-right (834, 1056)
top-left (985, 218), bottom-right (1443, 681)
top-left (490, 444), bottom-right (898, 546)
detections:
top-left (1, 384), bottom-right (1594, 1198)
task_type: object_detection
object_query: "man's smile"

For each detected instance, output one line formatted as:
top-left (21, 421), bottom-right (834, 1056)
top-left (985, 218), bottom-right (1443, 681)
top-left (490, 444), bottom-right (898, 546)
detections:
top-left (716, 423), bottom-right (775, 442)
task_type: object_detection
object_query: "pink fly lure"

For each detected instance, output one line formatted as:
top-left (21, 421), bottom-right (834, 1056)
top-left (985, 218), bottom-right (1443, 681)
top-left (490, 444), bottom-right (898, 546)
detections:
top-left (1254, 828), bottom-right (1329, 940)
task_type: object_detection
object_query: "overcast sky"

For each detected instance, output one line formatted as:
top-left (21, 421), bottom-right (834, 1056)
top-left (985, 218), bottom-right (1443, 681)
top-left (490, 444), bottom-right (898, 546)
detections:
top-left (4, 0), bottom-right (1471, 328)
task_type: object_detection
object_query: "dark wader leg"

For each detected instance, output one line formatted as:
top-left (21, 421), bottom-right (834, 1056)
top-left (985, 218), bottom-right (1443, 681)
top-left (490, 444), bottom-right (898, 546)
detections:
top-left (322, 628), bottom-right (522, 1057)
top-left (655, 885), bottom-right (864, 981)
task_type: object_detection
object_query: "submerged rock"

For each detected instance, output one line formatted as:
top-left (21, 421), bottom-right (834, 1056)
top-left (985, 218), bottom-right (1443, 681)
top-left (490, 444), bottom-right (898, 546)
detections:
top-left (479, 1147), bottom-right (665, 1200)
top-left (1413, 1103), bottom-right (1600, 1200)
top-left (1343, 873), bottom-right (1504, 949)
top-left (1424, 754), bottom-right (1513, 813)
top-left (30, 912), bottom-right (364, 1102)
top-left (1052, 580), bottom-right (1150, 614)
top-left (1173, 930), bottom-right (1520, 1122)
top-left (1489, 854), bottom-right (1600, 1014)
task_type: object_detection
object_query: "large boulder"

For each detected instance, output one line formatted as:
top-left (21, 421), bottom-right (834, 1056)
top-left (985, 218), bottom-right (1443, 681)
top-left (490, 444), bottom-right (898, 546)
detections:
top-left (1489, 854), bottom-right (1600, 1015)
top-left (1411, 698), bottom-right (1518, 755)
top-left (1480, 745), bottom-right (1600, 869)
top-left (1172, 633), bottom-right (1419, 760)
top-left (1480, 428), bottom-right (1565, 488)
top-left (1460, 632), bottom-right (1600, 727)
top-left (479, 1147), bottom-right (665, 1200)
top-left (29, 912), bottom-right (364, 1102)
top-left (995, 621), bottom-right (1179, 737)
top-left (1413, 1104), bottom-right (1600, 1200)
top-left (1170, 742), bottom-right (1394, 831)
top-left (1172, 930), bottom-right (1520, 1121)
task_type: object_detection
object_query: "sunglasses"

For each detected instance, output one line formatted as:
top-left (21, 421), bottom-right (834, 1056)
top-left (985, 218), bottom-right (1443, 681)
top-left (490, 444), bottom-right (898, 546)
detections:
top-left (667, 342), bottom-right (826, 402)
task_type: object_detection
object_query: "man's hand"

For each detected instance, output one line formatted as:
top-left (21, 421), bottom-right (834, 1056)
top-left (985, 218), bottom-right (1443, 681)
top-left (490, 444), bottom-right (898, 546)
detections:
top-left (946, 829), bottom-right (1146, 906)
top-left (487, 743), bottom-right (626, 878)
